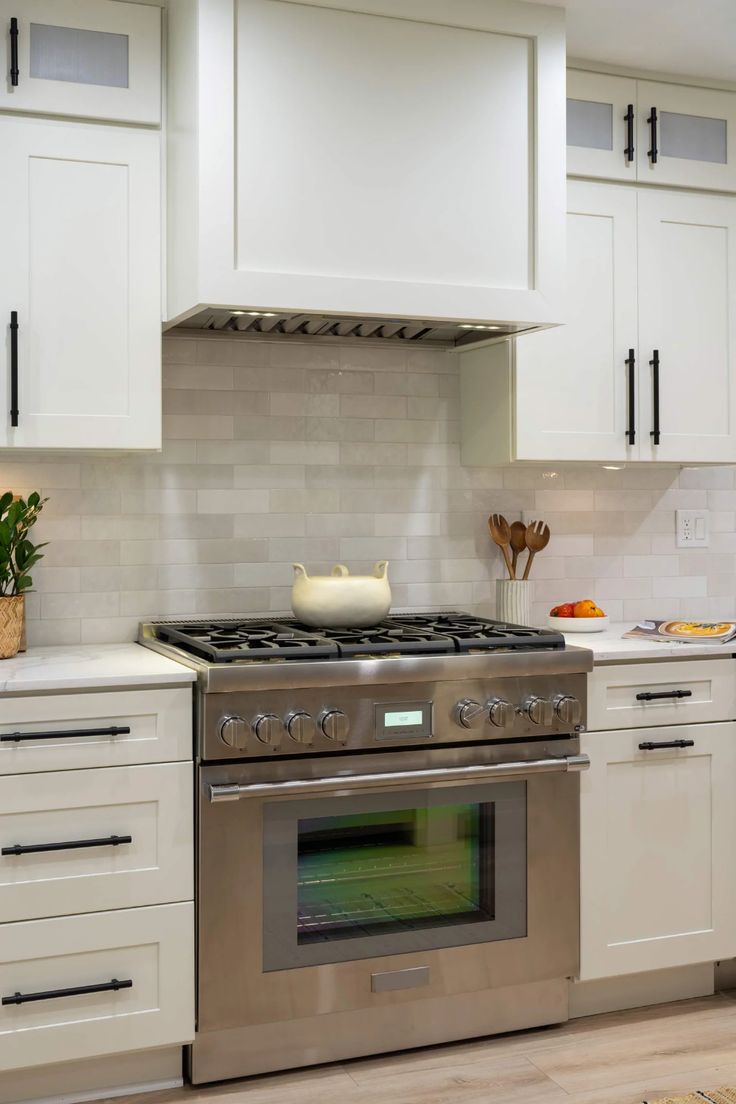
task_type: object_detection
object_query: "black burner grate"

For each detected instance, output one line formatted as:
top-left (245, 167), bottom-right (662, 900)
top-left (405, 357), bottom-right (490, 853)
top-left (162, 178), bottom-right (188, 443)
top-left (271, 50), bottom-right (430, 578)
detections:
top-left (150, 612), bottom-right (564, 663)
top-left (156, 620), bottom-right (338, 663)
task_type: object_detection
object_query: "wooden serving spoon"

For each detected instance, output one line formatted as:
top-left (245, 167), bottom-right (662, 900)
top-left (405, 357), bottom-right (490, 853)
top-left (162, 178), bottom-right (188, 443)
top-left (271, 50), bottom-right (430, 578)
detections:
top-left (488, 513), bottom-right (514, 579)
top-left (509, 520), bottom-right (527, 580)
top-left (522, 520), bottom-right (551, 580)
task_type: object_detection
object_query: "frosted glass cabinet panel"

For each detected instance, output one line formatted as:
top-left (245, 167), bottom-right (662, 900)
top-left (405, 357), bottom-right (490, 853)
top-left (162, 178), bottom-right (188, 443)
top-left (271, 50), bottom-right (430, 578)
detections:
top-left (0, 116), bottom-right (161, 449)
top-left (567, 71), bottom-right (637, 181)
top-left (0, 0), bottom-right (160, 123)
top-left (568, 71), bottom-right (736, 191)
top-left (637, 82), bottom-right (736, 190)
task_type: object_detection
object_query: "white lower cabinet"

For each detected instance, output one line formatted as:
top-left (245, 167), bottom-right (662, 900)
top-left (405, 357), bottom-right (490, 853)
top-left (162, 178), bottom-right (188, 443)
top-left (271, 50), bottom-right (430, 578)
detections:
top-left (580, 722), bottom-right (736, 980)
top-left (0, 902), bottom-right (194, 1073)
top-left (0, 763), bottom-right (193, 923)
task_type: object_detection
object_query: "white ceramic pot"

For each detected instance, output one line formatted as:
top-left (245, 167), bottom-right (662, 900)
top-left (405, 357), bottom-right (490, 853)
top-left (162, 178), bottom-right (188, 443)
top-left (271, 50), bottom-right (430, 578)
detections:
top-left (291, 561), bottom-right (392, 629)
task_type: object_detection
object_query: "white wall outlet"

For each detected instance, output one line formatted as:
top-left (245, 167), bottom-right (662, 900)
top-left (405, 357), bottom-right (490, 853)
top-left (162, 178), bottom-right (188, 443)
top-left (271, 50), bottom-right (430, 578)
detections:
top-left (676, 509), bottom-right (709, 549)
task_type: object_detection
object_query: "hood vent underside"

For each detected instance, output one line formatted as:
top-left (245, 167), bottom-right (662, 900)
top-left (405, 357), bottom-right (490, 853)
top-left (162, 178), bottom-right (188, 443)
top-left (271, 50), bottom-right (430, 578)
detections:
top-left (172, 308), bottom-right (544, 349)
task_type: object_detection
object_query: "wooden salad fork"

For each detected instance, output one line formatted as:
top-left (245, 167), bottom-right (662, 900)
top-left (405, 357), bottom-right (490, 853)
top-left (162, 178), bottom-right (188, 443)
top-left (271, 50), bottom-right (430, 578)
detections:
top-left (522, 520), bottom-right (551, 580)
top-left (488, 513), bottom-right (514, 579)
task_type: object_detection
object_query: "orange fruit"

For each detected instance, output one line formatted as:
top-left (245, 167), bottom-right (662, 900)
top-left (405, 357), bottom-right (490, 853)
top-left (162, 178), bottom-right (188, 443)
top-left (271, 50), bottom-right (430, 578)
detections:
top-left (573, 599), bottom-right (606, 618)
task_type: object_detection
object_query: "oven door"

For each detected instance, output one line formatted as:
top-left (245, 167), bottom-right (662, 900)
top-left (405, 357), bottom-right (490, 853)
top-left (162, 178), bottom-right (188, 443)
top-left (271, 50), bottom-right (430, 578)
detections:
top-left (198, 743), bottom-right (587, 1031)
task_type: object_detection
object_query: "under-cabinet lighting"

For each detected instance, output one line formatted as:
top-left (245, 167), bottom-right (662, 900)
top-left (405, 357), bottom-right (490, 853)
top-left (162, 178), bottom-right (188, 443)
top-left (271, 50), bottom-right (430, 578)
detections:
top-left (602, 465), bottom-right (624, 470)
top-left (459, 324), bottom-right (502, 331)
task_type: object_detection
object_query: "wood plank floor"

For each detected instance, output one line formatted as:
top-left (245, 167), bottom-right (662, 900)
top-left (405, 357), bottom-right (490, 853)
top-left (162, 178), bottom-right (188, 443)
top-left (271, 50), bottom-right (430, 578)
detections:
top-left (112, 991), bottom-right (736, 1104)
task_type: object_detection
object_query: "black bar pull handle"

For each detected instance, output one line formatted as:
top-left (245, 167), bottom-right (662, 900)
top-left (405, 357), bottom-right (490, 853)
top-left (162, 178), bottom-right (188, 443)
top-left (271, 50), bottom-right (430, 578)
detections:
top-left (639, 739), bottom-right (695, 751)
top-left (636, 689), bottom-right (692, 702)
top-left (648, 106), bottom-right (658, 163)
top-left (2, 834), bottom-right (132, 857)
top-left (9, 311), bottom-right (18, 428)
top-left (0, 725), bottom-right (131, 743)
top-left (9, 17), bottom-right (19, 87)
top-left (649, 349), bottom-right (661, 445)
top-left (624, 103), bottom-right (635, 162)
top-left (625, 348), bottom-right (636, 444)
top-left (2, 978), bottom-right (133, 1006)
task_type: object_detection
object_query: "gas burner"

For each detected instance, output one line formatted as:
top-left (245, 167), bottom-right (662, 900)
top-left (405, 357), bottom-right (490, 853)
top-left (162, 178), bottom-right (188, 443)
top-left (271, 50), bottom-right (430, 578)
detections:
top-left (147, 612), bottom-right (564, 664)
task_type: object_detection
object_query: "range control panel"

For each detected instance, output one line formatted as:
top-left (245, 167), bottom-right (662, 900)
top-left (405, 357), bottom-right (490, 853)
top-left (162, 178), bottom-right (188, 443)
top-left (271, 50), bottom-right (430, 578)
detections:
top-left (202, 674), bottom-right (587, 761)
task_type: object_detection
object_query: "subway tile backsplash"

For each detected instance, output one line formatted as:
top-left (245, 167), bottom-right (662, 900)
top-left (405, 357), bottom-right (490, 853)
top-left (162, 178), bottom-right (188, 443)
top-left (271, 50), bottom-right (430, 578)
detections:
top-left (7, 331), bottom-right (736, 647)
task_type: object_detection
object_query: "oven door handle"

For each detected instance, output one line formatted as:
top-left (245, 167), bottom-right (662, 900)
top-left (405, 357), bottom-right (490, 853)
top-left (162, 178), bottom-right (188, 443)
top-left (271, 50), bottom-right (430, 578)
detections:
top-left (208, 754), bottom-right (591, 802)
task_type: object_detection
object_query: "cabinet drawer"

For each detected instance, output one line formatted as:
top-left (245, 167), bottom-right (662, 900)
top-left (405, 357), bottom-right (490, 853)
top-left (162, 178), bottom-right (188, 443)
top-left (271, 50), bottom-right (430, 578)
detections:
top-left (0, 763), bottom-right (192, 923)
top-left (0, 902), bottom-right (193, 1072)
top-left (0, 689), bottom-right (192, 774)
top-left (0, 0), bottom-right (161, 125)
top-left (588, 658), bottom-right (736, 730)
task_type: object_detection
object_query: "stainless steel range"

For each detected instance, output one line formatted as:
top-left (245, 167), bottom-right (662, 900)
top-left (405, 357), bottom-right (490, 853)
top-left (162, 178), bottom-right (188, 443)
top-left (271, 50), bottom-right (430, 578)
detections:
top-left (140, 612), bottom-right (593, 1086)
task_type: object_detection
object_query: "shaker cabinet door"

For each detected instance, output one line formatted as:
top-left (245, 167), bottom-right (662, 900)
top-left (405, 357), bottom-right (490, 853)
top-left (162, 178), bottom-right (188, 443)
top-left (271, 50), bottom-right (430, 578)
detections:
top-left (515, 181), bottom-right (638, 461)
top-left (637, 81), bottom-right (736, 192)
top-left (580, 723), bottom-right (736, 980)
top-left (637, 189), bottom-right (736, 463)
top-left (566, 70), bottom-right (637, 182)
top-left (0, 115), bottom-right (161, 450)
top-left (0, 0), bottom-right (160, 124)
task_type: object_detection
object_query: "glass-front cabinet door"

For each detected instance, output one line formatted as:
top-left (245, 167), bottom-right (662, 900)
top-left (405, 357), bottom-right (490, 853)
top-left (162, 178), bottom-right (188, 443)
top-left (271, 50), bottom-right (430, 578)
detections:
top-left (262, 782), bottom-right (527, 970)
top-left (0, 0), bottom-right (160, 124)
top-left (566, 70), bottom-right (637, 182)
top-left (637, 81), bottom-right (736, 192)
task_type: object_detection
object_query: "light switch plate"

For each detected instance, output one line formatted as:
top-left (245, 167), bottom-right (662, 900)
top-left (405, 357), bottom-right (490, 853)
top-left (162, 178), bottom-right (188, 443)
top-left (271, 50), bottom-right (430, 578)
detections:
top-left (676, 509), bottom-right (709, 548)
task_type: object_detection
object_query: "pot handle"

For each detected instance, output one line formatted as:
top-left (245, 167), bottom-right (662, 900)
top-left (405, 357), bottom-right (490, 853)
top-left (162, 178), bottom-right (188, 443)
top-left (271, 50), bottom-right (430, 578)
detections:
top-left (331, 564), bottom-right (350, 577)
top-left (373, 560), bottom-right (389, 579)
top-left (292, 563), bottom-right (308, 579)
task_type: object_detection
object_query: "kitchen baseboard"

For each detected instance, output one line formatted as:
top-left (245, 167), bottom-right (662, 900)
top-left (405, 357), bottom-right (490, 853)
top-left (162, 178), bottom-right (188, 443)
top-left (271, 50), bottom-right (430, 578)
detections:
top-left (0, 1047), bottom-right (183, 1104)
top-left (569, 963), bottom-right (715, 1019)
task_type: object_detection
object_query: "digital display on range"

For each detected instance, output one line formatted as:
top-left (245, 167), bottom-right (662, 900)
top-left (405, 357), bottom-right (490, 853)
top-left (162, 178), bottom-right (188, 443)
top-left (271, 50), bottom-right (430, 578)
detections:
top-left (375, 701), bottom-right (432, 739)
top-left (384, 710), bottom-right (424, 728)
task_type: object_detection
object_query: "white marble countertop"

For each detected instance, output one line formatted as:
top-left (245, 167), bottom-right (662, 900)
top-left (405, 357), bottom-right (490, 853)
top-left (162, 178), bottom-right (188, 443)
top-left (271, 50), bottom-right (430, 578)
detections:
top-left (560, 622), bottom-right (736, 663)
top-left (0, 644), bottom-right (196, 694)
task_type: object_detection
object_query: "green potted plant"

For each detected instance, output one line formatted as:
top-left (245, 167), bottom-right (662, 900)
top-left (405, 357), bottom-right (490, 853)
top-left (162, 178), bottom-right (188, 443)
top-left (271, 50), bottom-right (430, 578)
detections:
top-left (0, 492), bottom-right (48, 659)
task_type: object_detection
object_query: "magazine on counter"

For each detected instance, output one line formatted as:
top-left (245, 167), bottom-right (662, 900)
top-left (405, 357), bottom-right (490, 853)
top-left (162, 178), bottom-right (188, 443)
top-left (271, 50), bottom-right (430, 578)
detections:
top-left (623, 620), bottom-right (736, 645)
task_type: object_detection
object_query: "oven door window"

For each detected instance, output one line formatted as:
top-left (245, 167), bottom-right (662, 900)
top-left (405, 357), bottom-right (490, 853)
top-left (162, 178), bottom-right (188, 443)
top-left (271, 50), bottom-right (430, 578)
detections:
top-left (262, 782), bottom-right (526, 970)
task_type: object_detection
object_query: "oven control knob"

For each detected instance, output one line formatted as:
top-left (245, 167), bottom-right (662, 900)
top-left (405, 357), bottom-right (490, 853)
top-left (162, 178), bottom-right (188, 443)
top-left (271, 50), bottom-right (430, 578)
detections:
top-left (487, 698), bottom-right (515, 729)
top-left (523, 696), bottom-right (554, 726)
top-left (252, 713), bottom-right (285, 747)
top-left (553, 694), bottom-right (582, 728)
top-left (455, 699), bottom-right (486, 730)
top-left (320, 709), bottom-right (349, 743)
top-left (219, 715), bottom-right (249, 750)
top-left (286, 710), bottom-right (316, 745)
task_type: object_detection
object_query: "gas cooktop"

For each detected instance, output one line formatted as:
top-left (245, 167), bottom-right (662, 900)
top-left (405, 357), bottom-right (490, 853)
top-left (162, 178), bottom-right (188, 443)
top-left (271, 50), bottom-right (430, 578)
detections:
top-left (144, 612), bottom-right (565, 664)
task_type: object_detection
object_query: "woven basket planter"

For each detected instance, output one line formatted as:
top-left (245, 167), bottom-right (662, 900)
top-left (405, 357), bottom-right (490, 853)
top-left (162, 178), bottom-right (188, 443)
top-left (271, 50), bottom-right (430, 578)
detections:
top-left (0, 596), bottom-right (25, 659)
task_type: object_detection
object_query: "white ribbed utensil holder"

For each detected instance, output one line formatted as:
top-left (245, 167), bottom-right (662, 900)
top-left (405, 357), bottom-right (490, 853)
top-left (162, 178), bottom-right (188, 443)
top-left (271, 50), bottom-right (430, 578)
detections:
top-left (496, 579), bottom-right (531, 626)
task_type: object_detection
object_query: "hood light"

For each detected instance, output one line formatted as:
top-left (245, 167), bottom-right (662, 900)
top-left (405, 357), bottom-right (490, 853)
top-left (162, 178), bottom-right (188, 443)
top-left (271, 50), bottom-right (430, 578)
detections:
top-left (460, 324), bottom-right (502, 331)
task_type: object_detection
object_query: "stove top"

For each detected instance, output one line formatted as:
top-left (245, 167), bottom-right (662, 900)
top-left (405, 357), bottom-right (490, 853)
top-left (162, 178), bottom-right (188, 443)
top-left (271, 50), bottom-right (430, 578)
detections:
top-left (147, 612), bottom-right (565, 664)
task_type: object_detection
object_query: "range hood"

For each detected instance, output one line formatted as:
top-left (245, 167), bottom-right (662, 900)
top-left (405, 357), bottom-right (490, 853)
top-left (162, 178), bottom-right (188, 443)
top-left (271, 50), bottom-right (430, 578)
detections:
top-left (165, 1), bottom-right (565, 352)
top-left (169, 308), bottom-right (549, 350)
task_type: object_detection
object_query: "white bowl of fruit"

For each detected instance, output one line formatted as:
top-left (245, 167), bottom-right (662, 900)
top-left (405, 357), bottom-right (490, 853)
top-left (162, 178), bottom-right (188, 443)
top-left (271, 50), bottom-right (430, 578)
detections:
top-left (548, 600), bottom-right (608, 633)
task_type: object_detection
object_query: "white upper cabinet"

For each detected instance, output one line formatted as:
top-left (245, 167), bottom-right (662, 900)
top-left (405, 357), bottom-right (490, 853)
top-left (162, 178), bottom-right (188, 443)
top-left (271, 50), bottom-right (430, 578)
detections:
top-left (0, 0), bottom-right (161, 124)
top-left (566, 71), bottom-right (637, 182)
top-left (167, 0), bottom-right (566, 330)
top-left (567, 71), bottom-right (736, 192)
top-left (461, 183), bottom-right (736, 466)
top-left (637, 189), bottom-right (736, 463)
top-left (637, 82), bottom-right (736, 192)
top-left (514, 182), bottom-right (638, 462)
top-left (0, 115), bottom-right (161, 450)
